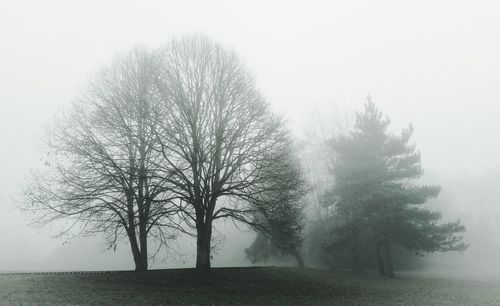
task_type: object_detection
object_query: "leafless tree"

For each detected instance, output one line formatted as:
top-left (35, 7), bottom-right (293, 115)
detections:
top-left (154, 35), bottom-right (307, 271)
top-left (23, 47), bottom-right (180, 271)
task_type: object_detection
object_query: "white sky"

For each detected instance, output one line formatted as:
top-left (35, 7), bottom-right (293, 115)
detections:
top-left (1, 0), bottom-right (499, 271)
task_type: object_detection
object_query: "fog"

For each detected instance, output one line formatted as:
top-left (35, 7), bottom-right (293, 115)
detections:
top-left (1, 0), bottom-right (500, 277)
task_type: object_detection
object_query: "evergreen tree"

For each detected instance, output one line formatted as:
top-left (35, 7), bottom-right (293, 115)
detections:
top-left (325, 100), bottom-right (466, 277)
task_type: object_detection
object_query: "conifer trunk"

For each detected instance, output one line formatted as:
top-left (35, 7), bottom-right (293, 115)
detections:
top-left (376, 243), bottom-right (386, 275)
top-left (293, 250), bottom-right (305, 267)
top-left (351, 244), bottom-right (362, 273)
top-left (383, 241), bottom-right (395, 278)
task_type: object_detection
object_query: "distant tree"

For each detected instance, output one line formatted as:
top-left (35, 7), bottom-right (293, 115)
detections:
top-left (245, 210), bottom-right (305, 267)
top-left (245, 149), bottom-right (308, 267)
top-left (246, 227), bottom-right (305, 266)
top-left (324, 100), bottom-right (466, 277)
top-left (23, 48), bottom-right (179, 271)
top-left (154, 35), bottom-right (306, 271)
top-left (245, 233), bottom-right (280, 264)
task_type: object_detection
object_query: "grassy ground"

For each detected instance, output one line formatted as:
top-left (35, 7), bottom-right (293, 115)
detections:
top-left (0, 267), bottom-right (499, 305)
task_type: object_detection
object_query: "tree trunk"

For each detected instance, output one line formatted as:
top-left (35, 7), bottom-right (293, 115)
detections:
top-left (376, 243), bottom-right (386, 276)
top-left (139, 223), bottom-right (148, 271)
top-left (128, 230), bottom-right (147, 271)
top-left (196, 222), bottom-right (212, 272)
top-left (293, 250), bottom-right (305, 267)
top-left (351, 244), bottom-right (362, 273)
top-left (134, 254), bottom-right (148, 272)
top-left (383, 241), bottom-right (395, 278)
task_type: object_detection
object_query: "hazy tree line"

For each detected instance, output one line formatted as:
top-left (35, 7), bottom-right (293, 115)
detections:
top-left (23, 34), bottom-right (465, 276)
top-left (246, 101), bottom-right (466, 277)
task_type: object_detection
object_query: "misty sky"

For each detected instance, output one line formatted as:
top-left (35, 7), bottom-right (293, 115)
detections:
top-left (1, 0), bottom-right (499, 272)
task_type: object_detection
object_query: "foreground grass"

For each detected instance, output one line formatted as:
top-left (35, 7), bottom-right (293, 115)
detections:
top-left (0, 267), bottom-right (499, 305)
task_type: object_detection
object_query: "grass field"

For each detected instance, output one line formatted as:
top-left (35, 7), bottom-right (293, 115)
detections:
top-left (0, 267), bottom-right (499, 305)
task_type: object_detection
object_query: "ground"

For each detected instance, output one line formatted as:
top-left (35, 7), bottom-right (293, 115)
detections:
top-left (0, 267), bottom-right (499, 305)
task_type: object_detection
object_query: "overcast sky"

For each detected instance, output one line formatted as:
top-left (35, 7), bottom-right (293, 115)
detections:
top-left (1, 0), bottom-right (499, 272)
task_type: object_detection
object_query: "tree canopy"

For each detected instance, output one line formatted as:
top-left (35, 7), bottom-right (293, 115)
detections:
top-left (23, 35), bottom-right (308, 272)
top-left (23, 48), bottom-right (179, 271)
top-left (153, 35), bottom-right (307, 270)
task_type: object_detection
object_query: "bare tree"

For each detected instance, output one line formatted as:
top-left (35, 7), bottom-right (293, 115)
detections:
top-left (23, 47), bottom-right (179, 271)
top-left (154, 35), bottom-right (305, 271)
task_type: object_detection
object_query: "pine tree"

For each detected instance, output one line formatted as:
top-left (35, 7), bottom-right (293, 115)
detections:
top-left (325, 100), bottom-right (466, 277)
